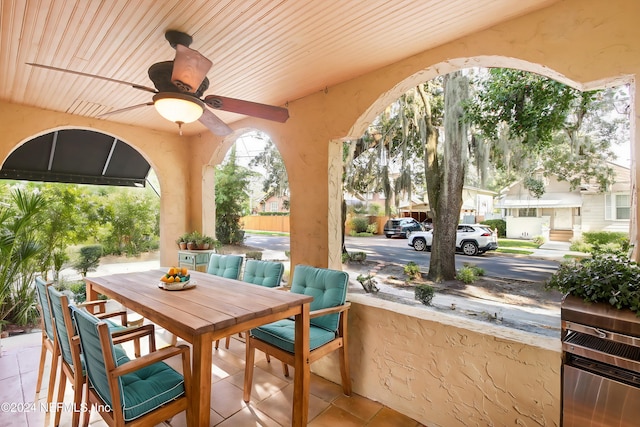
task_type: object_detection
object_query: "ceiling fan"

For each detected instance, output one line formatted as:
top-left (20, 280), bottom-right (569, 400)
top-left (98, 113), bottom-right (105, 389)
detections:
top-left (27, 30), bottom-right (289, 136)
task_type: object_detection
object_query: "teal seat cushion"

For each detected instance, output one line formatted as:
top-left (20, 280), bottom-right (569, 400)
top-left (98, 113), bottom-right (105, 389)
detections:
top-left (207, 254), bottom-right (243, 279)
top-left (251, 319), bottom-right (336, 353)
top-left (243, 260), bottom-right (284, 287)
top-left (290, 265), bottom-right (348, 332)
top-left (120, 361), bottom-right (185, 422)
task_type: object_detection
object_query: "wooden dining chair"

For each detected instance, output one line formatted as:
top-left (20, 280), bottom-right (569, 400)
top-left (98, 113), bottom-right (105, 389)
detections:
top-left (34, 277), bottom-right (59, 406)
top-left (243, 265), bottom-right (352, 403)
top-left (71, 306), bottom-right (192, 427)
top-left (216, 259), bottom-right (285, 350)
top-left (47, 286), bottom-right (156, 427)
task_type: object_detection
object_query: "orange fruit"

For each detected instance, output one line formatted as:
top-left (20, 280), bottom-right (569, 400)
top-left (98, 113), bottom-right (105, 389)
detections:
top-left (160, 276), bottom-right (168, 283)
top-left (168, 267), bottom-right (177, 276)
top-left (181, 267), bottom-right (188, 275)
top-left (166, 276), bottom-right (175, 283)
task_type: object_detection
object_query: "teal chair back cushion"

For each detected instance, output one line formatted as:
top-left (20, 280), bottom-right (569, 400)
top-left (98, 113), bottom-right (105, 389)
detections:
top-left (207, 254), bottom-right (243, 279)
top-left (250, 265), bottom-right (349, 353)
top-left (47, 286), bottom-right (76, 367)
top-left (290, 265), bottom-right (349, 331)
top-left (71, 307), bottom-right (185, 422)
top-left (242, 260), bottom-right (284, 287)
top-left (35, 277), bottom-right (55, 342)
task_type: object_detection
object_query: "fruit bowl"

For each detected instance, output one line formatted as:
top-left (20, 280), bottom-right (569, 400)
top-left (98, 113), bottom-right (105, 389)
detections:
top-left (159, 280), bottom-right (193, 291)
top-left (159, 267), bottom-right (192, 290)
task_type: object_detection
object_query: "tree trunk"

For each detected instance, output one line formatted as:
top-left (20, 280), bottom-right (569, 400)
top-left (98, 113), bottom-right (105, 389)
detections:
top-left (427, 72), bottom-right (469, 282)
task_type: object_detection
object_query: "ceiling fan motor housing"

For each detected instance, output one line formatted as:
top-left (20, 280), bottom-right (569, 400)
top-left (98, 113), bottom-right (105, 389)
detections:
top-left (148, 61), bottom-right (209, 97)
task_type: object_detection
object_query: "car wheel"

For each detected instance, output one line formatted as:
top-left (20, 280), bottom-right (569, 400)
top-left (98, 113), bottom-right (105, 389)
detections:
top-left (461, 241), bottom-right (479, 256)
top-left (413, 238), bottom-right (427, 251)
top-left (404, 230), bottom-right (411, 238)
top-left (385, 234), bottom-right (392, 238)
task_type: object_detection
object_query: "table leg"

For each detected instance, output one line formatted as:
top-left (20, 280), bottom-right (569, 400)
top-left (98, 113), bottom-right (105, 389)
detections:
top-left (85, 280), bottom-right (99, 301)
top-left (191, 334), bottom-right (213, 426)
top-left (292, 303), bottom-right (310, 426)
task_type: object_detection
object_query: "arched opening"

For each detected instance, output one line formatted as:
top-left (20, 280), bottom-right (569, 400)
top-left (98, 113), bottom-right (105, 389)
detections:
top-left (340, 57), bottom-right (632, 337)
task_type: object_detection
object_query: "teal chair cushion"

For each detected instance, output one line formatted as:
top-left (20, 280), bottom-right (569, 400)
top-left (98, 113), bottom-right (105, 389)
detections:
top-left (242, 260), bottom-right (284, 287)
top-left (251, 319), bottom-right (336, 353)
top-left (119, 360), bottom-right (185, 421)
top-left (48, 286), bottom-right (127, 369)
top-left (207, 254), bottom-right (243, 279)
top-left (289, 265), bottom-right (349, 332)
top-left (72, 307), bottom-right (186, 423)
top-left (35, 277), bottom-right (55, 342)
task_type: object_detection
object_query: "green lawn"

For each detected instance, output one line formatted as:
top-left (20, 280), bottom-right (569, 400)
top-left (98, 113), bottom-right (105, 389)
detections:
top-left (498, 238), bottom-right (541, 249)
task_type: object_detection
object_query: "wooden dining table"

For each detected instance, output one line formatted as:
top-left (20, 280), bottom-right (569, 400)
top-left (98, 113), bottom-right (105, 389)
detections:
top-left (85, 269), bottom-right (313, 427)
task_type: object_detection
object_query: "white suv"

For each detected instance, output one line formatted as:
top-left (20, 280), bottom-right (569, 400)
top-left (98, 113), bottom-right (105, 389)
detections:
top-left (408, 224), bottom-right (498, 256)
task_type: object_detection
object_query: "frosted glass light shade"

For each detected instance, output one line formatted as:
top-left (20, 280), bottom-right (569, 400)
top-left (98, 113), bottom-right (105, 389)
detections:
top-left (153, 92), bottom-right (204, 124)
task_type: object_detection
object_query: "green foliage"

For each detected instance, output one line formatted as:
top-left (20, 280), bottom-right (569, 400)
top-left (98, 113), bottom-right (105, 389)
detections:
top-left (0, 187), bottom-right (45, 327)
top-left (216, 146), bottom-right (253, 245)
top-left (248, 136), bottom-right (289, 200)
top-left (68, 281), bottom-right (87, 304)
top-left (404, 261), bottom-right (421, 280)
top-left (245, 251), bottom-right (262, 260)
top-left (415, 284), bottom-right (435, 305)
top-left (545, 255), bottom-right (640, 314)
top-left (367, 203), bottom-right (382, 216)
top-left (350, 216), bottom-right (369, 233)
top-left (456, 264), bottom-right (484, 284)
top-left (532, 235), bottom-right (546, 246)
top-left (342, 252), bottom-right (367, 263)
top-left (570, 232), bottom-right (629, 255)
top-left (481, 219), bottom-right (506, 238)
top-left (366, 223), bottom-right (377, 234)
top-left (466, 68), bottom-right (579, 148)
top-left (356, 274), bottom-right (379, 293)
top-left (523, 177), bottom-right (546, 199)
top-left (74, 245), bottom-right (103, 277)
top-left (97, 190), bottom-right (159, 256)
top-left (257, 212), bottom-right (289, 216)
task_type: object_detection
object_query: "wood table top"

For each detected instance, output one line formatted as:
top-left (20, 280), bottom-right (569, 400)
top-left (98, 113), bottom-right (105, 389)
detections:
top-left (85, 269), bottom-right (313, 337)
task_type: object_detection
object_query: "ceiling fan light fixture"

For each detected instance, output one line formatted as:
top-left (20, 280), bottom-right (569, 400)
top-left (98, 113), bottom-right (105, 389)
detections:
top-left (153, 92), bottom-right (204, 125)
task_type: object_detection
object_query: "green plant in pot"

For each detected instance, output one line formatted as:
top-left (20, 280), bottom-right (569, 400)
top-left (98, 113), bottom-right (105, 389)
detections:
top-left (545, 254), bottom-right (640, 315)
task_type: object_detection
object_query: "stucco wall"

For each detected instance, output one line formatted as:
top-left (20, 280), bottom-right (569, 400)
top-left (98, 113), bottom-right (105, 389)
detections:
top-left (312, 296), bottom-right (561, 427)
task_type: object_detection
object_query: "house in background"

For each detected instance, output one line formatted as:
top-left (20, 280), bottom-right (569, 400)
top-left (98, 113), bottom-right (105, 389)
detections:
top-left (398, 186), bottom-right (498, 224)
top-left (495, 163), bottom-right (630, 241)
top-left (257, 193), bottom-right (289, 214)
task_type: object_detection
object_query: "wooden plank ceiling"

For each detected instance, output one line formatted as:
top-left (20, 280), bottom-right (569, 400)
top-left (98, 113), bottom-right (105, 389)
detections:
top-left (0, 0), bottom-right (557, 136)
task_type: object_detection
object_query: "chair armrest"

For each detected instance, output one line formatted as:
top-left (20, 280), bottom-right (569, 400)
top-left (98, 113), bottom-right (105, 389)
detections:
top-left (79, 300), bottom-right (128, 324)
top-left (110, 345), bottom-right (190, 377)
top-left (78, 299), bottom-right (107, 314)
top-left (111, 324), bottom-right (156, 353)
top-left (309, 302), bottom-right (351, 319)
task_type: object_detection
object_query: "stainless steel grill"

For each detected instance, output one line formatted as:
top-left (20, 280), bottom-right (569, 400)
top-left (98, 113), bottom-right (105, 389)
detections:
top-left (561, 295), bottom-right (640, 426)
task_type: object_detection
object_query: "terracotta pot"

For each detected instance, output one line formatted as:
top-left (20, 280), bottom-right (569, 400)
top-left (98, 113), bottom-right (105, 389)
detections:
top-left (201, 243), bottom-right (210, 250)
top-left (179, 242), bottom-right (187, 250)
top-left (187, 242), bottom-right (196, 250)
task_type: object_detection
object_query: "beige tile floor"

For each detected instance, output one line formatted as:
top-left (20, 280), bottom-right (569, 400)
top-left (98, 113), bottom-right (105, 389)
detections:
top-left (0, 329), bottom-right (423, 426)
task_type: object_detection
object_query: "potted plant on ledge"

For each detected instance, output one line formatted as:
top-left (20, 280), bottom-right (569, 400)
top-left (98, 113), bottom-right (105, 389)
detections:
top-left (545, 254), bottom-right (640, 316)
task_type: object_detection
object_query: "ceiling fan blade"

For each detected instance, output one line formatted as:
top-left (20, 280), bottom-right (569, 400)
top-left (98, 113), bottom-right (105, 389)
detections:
top-left (97, 102), bottom-right (154, 118)
top-left (204, 95), bottom-right (289, 123)
top-left (171, 44), bottom-right (212, 93)
top-left (26, 63), bottom-right (158, 94)
top-left (199, 109), bottom-right (233, 136)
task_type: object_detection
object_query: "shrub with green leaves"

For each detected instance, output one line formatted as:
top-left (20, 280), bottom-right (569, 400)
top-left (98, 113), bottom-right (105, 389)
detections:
top-left (350, 216), bottom-right (369, 233)
top-left (404, 262), bottom-right (421, 280)
top-left (532, 235), bottom-right (546, 246)
top-left (245, 251), bottom-right (262, 260)
top-left (545, 254), bottom-right (640, 315)
top-left (74, 245), bottom-right (103, 277)
top-left (366, 223), bottom-right (377, 234)
top-left (456, 264), bottom-right (484, 283)
top-left (415, 284), bottom-right (435, 305)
